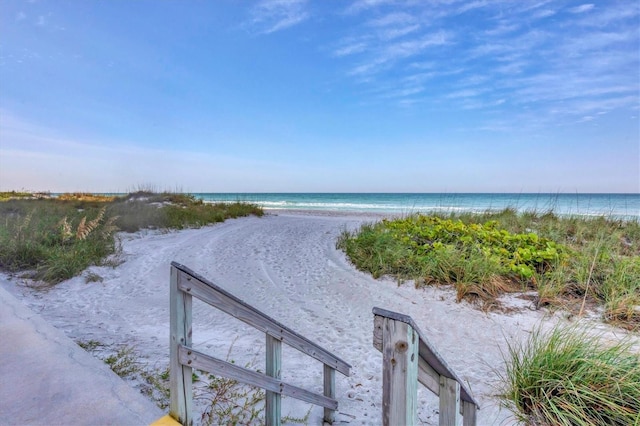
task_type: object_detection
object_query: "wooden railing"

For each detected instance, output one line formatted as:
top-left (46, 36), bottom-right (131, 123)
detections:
top-left (169, 262), bottom-right (351, 426)
top-left (373, 307), bottom-right (479, 426)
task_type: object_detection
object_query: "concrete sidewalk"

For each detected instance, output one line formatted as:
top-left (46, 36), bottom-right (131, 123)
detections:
top-left (0, 285), bottom-right (162, 426)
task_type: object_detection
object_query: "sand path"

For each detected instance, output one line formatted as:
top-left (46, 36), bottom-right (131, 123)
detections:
top-left (3, 212), bottom-right (587, 425)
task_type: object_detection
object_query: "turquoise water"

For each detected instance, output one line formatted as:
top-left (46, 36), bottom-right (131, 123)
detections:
top-left (194, 193), bottom-right (640, 219)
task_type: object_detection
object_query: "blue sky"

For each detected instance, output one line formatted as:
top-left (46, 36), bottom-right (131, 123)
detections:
top-left (0, 0), bottom-right (638, 193)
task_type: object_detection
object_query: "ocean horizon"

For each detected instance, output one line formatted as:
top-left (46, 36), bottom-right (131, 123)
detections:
top-left (184, 193), bottom-right (640, 220)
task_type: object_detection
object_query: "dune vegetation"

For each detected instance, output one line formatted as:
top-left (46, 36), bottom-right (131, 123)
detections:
top-left (337, 208), bottom-right (640, 330)
top-left (0, 191), bottom-right (263, 284)
top-left (339, 209), bottom-right (640, 424)
top-left (500, 325), bottom-right (639, 425)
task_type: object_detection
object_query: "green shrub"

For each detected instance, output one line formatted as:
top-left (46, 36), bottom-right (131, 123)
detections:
top-left (338, 210), bottom-right (640, 328)
top-left (501, 325), bottom-right (640, 425)
top-left (337, 214), bottom-right (568, 299)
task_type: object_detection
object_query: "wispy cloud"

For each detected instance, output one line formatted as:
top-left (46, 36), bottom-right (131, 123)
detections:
top-left (446, 88), bottom-right (486, 99)
top-left (367, 12), bottom-right (415, 27)
top-left (381, 31), bottom-right (449, 60)
top-left (345, 0), bottom-right (398, 15)
top-left (334, 41), bottom-right (368, 57)
top-left (248, 0), bottom-right (309, 34)
top-left (253, 0), bottom-right (638, 127)
top-left (456, 1), bottom-right (490, 14)
top-left (378, 24), bottom-right (420, 41)
top-left (533, 9), bottom-right (556, 19)
top-left (569, 4), bottom-right (595, 14)
top-left (346, 31), bottom-right (450, 77)
top-left (484, 21), bottom-right (520, 36)
top-left (577, 3), bottom-right (639, 27)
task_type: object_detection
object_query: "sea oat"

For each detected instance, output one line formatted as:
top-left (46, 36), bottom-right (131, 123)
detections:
top-left (76, 207), bottom-right (106, 240)
top-left (57, 217), bottom-right (73, 242)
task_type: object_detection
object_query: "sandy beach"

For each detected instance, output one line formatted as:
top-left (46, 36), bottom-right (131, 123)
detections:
top-left (1, 211), bottom-right (635, 425)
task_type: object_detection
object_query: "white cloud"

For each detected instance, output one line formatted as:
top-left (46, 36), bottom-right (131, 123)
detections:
top-left (16, 11), bottom-right (26, 21)
top-left (446, 88), bottom-right (485, 99)
top-left (345, 0), bottom-right (398, 14)
top-left (367, 12), bottom-right (415, 27)
top-left (561, 30), bottom-right (636, 56)
top-left (457, 1), bottom-right (489, 14)
top-left (484, 22), bottom-right (519, 36)
top-left (577, 4), bottom-right (639, 27)
top-left (533, 9), bottom-right (556, 19)
top-left (569, 4), bottom-right (595, 14)
top-left (334, 42), bottom-right (368, 57)
top-left (378, 24), bottom-right (420, 40)
top-left (248, 0), bottom-right (309, 34)
top-left (348, 58), bottom-right (387, 76)
top-left (381, 31), bottom-right (450, 61)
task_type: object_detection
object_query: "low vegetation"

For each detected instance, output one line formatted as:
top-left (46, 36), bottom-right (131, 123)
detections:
top-left (500, 325), bottom-right (640, 425)
top-left (337, 209), bottom-right (640, 329)
top-left (0, 190), bottom-right (263, 284)
top-left (78, 340), bottom-right (311, 425)
top-left (0, 191), bottom-right (47, 201)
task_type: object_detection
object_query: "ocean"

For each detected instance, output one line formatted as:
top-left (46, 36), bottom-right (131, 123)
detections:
top-left (193, 193), bottom-right (640, 220)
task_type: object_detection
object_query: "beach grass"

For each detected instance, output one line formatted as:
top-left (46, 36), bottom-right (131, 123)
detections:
top-left (0, 191), bottom-right (263, 284)
top-left (337, 209), bottom-right (640, 329)
top-left (500, 325), bottom-right (640, 425)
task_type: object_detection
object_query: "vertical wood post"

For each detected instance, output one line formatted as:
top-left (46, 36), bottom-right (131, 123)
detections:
top-left (381, 318), bottom-right (419, 426)
top-left (323, 365), bottom-right (336, 424)
top-left (439, 377), bottom-right (460, 426)
top-left (170, 267), bottom-right (193, 425)
top-left (265, 334), bottom-right (282, 426)
top-left (462, 400), bottom-right (477, 426)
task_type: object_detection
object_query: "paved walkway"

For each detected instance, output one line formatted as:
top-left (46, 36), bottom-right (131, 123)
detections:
top-left (0, 285), bottom-right (162, 426)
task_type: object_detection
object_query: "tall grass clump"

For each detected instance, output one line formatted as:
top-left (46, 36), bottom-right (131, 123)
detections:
top-left (0, 201), bottom-right (118, 283)
top-left (0, 191), bottom-right (263, 284)
top-left (501, 325), bottom-right (640, 425)
top-left (108, 191), bottom-right (263, 232)
top-left (337, 210), bottom-right (640, 328)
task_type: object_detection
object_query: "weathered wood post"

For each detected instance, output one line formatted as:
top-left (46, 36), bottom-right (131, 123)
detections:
top-left (373, 307), bottom-right (479, 426)
top-left (170, 266), bottom-right (193, 425)
top-left (439, 376), bottom-right (460, 426)
top-left (323, 365), bottom-right (336, 424)
top-left (462, 400), bottom-right (478, 426)
top-left (265, 334), bottom-right (282, 426)
top-left (381, 316), bottom-right (419, 426)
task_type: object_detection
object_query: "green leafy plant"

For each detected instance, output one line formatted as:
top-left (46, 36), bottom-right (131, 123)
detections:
top-left (337, 214), bottom-right (568, 300)
top-left (338, 210), bottom-right (640, 328)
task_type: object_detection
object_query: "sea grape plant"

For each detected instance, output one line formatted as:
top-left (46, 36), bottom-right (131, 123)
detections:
top-left (376, 216), bottom-right (567, 280)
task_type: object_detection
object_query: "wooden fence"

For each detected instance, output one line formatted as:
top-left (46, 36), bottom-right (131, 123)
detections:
top-left (373, 307), bottom-right (479, 426)
top-left (169, 262), bottom-right (351, 426)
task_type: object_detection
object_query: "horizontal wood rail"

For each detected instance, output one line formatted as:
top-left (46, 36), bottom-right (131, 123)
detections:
top-left (373, 307), bottom-right (479, 426)
top-left (169, 262), bottom-right (351, 426)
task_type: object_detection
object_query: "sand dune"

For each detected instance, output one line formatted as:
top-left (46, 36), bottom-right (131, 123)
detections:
top-left (3, 211), bottom-right (631, 425)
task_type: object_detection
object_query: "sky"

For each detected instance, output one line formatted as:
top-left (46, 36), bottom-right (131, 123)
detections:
top-left (0, 0), bottom-right (638, 193)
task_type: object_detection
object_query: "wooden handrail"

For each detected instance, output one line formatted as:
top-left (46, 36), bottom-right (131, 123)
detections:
top-left (169, 263), bottom-right (351, 426)
top-left (172, 262), bottom-right (351, 375)
top-left (373, 307), bottom-right (479, 426)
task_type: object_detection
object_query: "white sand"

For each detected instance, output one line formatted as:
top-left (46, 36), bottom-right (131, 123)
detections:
top-left (2, 211), bottom-right (635, 425)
